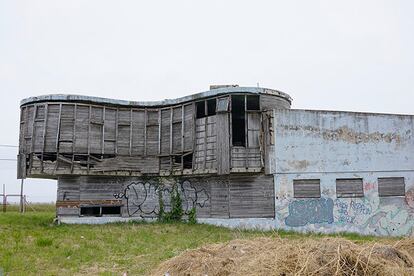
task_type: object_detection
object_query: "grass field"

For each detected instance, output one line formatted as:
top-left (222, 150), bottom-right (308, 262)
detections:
top-left (0, 204), bottom-right (394, 275)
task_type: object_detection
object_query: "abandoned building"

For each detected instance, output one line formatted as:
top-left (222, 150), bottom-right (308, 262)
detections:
top-left (18, 85), bottom-right (414, 236)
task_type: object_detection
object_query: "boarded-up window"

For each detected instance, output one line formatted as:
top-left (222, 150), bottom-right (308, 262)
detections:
top-left (378, 177), bottom-right (405, 197)
top-left (336, 178), bottom-right (364, 198)
top-left (293, 179), bottom-right (320, 198)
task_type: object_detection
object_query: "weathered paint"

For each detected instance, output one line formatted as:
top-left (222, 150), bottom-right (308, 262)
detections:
top-left (274, 110), bottom-right (414, 236)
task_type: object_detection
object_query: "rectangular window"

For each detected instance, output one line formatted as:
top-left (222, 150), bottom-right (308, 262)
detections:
top-left (217, 97), bottom-right (229, 112)
top-left (231, 95), bottom-right (246, 147)
top-left (80, 206), bottom-right (121, 216)
top-left (336, 178), bottom-right (364, 198)
top-left (378, 177), bottom-right (405, 197)
top-left (196, 101), bottom-right (206, 119)
top-left (293, 179), bottom-right (321, 198)
top-left (183, 153), bottom-right (193, 169)
top-left (246, 95), bottom-right (260, 111)
top-left (80, 206), bottom-right (101, 216)
top-left (207, 99), bottom-right (216, 116)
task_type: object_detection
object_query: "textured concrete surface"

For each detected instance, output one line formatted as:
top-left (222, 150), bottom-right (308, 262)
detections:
top-left (274, 109), bottom-right (414, 236)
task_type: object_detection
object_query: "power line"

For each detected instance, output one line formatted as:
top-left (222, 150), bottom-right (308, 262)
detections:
top-left (0, 145), bottom-right (18, 148)
top-left (0, 159), bottom-right (17, 161)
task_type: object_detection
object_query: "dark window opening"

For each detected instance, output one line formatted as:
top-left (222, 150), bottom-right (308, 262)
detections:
top-left (80, 206), bottom-right (100, 216)
top-left (183, 153), bottom-right (193, 169)
top-left (174, 155), bottom-right (182, 164)
top-left (196, 101), bottom-right (206, 118)
top-left (246, 95), bottom-right (260, 111)
top-left (80, 206), bottom-right (121, 216)
top-left (207, 99), bottom-right (216, 116)
top-left (102, 206), bottom-right (121, 215)
top-left (231, 95), bottom-right (246, 147)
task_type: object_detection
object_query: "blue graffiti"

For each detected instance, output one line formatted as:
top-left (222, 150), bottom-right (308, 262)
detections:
top-left (285, 198), bottom-right (334, 227)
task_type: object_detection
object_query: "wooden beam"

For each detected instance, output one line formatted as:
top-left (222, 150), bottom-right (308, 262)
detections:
top-left (157, 109), bottom-right (161, 155)
top-left (144, 109), bottom-right (147, 156)
top-left (129, 108), bottom-right (132, 156)
top-left (41, 104), bottom-right (48, 172)
top-left (102, 106), bottom-right (105, 156)
top-left (169, 107), bottom-right (173, 155)
top-left (115, 107), bottom-right (118, 155)
top-left (71, 104), bottom-right (77, 173)
top-left (53, 103), bottom-right (62, 174)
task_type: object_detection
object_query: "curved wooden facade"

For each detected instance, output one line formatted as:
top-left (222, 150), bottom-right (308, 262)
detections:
top-left (18, 87), bottom-right (291, 180)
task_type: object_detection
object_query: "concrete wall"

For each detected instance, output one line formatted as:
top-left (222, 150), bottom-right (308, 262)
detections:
top-left (274, 109), bottom-right (414, 236)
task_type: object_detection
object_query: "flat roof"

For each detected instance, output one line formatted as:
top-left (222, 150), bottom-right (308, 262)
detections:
top-left (20, 86), bottom-right (293, 107)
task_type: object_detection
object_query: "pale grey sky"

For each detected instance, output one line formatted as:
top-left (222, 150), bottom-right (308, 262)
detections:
top-left (1, 0), bottom-right (413, 202)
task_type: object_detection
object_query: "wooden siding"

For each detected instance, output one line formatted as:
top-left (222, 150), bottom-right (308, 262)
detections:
top-left (378, 177), bottom-right (405, 197)
top-left (293, 179), bottom-right (321, 198)
top-left (336, 178), bottom-right (364, 198)
top-left (19, 92), bottom-right (290, 179)
top-left (57, 174), bottom-right (275, 219)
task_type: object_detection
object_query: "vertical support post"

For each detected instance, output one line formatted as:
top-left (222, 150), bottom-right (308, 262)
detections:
top-left (129, 108), bottom-right (133, 156)
top-left (20, 179), bottom-right (24, 213)
top-left (144, 109), bottom-right (147, 156)
top-left (23, 195), bottom-right (26, 213)
top-left (2, 184), bottom-right (6, 213)
top-left (41, 104), bottom-right (49, 172)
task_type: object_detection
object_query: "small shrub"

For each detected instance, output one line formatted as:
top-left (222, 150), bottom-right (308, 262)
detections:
top-left (188, 207), bottom-right (197, 224)
top-left (157, 189), bottom-right (165, 222)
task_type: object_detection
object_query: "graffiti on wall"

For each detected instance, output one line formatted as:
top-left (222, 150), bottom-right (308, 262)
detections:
top-left (285, 198), bottom-right (334, 227)
top-left (113, 180), bottom-right (209, 217)
top-left (280, 194), bottom-right (414, 236)
top-left (335, 199), bottom-right (372, 224)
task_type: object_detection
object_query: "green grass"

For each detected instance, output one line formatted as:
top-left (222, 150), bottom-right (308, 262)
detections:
top-left (0, 204), bottom-right (394, 275)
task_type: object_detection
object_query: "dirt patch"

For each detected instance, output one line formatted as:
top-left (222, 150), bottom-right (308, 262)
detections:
top-left (151, 237), bottom-right (414, 276)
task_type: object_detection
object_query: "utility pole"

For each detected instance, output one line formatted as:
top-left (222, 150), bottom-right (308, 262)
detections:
top-left (2, 184), bottom-right (5, 213)
top-left (20, 179), bottom-right (24, 213)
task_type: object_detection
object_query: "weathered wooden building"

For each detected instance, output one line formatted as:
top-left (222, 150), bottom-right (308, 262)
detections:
top-left (18, 86), bottom-right (414, 236)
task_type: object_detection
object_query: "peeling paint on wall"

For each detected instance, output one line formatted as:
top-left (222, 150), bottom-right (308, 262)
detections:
top-left (274, 110), bottom-right (414, 236)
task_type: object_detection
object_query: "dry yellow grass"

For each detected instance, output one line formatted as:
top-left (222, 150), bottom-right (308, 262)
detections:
top-left (152, 237), bottom-right (414, 276)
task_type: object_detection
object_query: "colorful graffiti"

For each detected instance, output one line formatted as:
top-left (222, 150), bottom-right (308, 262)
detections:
top-left (285, 198), bottom-right (334, 227)
top-left (114, 180), bottom-right (209, 217)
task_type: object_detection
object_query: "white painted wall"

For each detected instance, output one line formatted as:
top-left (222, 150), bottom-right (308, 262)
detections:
top-left (273, 109), bottom-right (414, 236)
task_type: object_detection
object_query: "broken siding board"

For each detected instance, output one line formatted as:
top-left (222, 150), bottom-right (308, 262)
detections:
top-left (131, 110), bottom-right (145, 155)
top-left (74, 105), bottom-right (90, 153)
top-left (104, 108), bottom-right (117, 154)
top-left (160, 109), bottom-right (171, 155)
top-left (59, 104), bottom-right (75, 154)
top-left (216, 113), bottom-right (230, 174)
top-left (146, 110), bottom-right (159, 156)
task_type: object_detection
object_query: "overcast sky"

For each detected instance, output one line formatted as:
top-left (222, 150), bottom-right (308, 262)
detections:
top-left (0, 0), bottom-right (413, 203)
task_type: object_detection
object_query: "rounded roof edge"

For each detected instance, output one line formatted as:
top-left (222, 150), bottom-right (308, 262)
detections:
top-left (20, 87), bottom-right (293, 107)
